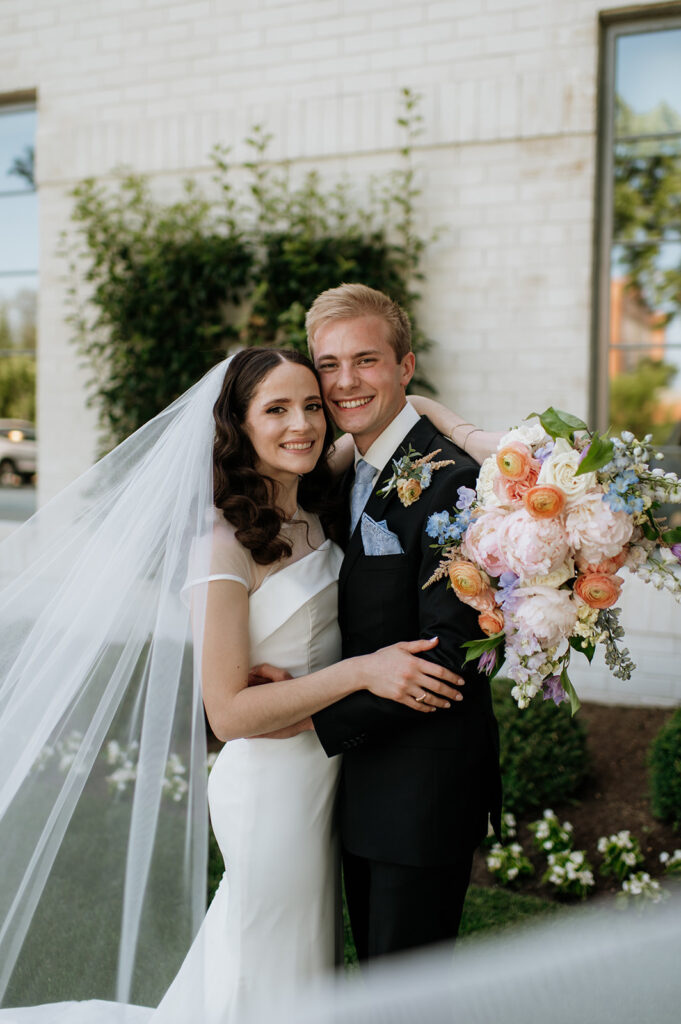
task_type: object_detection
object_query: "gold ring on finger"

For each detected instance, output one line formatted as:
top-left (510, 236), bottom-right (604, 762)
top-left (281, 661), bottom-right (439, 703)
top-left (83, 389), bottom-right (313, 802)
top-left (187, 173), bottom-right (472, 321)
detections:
top-left (415, 692), bottom-right (427, 703)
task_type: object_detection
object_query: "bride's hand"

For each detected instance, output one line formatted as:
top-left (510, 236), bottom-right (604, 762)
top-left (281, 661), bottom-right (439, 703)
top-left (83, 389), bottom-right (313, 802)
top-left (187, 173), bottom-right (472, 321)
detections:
top-left (358, 637), bottom-right (465, 712)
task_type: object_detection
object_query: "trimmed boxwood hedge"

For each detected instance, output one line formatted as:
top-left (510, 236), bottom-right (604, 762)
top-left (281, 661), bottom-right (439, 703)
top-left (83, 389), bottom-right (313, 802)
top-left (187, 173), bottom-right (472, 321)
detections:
top-left (492, 678), bottom-right (590, 816)
top-left (649, 707), bottom-right (681, 831)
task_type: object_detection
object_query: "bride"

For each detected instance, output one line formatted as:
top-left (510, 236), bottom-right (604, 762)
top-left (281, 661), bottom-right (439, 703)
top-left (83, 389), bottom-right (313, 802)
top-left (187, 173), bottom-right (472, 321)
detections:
top-left (0, 347), bottom-right (490, 1023)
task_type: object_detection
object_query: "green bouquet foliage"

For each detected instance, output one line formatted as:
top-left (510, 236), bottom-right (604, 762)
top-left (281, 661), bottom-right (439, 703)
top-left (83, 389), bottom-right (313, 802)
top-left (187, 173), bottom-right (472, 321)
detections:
top-left (649, 707), bottom-right (681, 831)
top-left (492, 678), bottom-right (590, 815)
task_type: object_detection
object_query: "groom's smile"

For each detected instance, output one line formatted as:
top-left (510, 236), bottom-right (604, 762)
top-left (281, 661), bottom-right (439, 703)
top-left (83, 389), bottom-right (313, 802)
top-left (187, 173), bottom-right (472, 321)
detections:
top-left (311, 316), bottom-right (415, 454)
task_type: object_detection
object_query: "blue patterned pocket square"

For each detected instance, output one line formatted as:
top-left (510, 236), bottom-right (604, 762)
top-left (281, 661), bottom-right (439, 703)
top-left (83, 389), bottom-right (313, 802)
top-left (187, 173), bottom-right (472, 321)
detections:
top-left (360, 514), bottom-right (405, 556)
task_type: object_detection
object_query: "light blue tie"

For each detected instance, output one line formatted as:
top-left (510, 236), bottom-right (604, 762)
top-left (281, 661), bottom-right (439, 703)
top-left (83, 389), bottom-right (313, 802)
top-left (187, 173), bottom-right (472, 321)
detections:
top-left (350, 458), bottom-right (376, 536)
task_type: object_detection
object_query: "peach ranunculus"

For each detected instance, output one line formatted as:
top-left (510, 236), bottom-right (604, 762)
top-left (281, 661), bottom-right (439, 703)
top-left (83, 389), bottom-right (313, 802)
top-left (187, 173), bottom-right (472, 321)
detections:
top-left (493, 463), bottom-right (540, 503)
top-left (478, 606), bottom-right (504, 636)
top-left (396, 478), bottom-right (422, 506)
top-left (575, 546), bottom-right (629, 575)
top-left (447, 560), bottom-right (489, 600)
top-left (522, 485), bottom-right (566, 520)
top-left (573, 572), bottom-right (623, 609)
top-left (496, 508), bottom-right (570, 582)
top-left (462, 588), bottom-right (497, 614)
top-left (461, 509), bottom-right (510, 577)
top-left (496, 442), bottom-right (535, 480)
top-left (565, 491), bottom-right (634, 566)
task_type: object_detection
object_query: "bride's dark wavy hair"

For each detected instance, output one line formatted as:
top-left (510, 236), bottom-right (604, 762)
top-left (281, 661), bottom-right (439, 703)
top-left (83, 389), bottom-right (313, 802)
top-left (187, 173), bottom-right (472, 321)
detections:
top-left (213, 348), bottom-right (341, 564)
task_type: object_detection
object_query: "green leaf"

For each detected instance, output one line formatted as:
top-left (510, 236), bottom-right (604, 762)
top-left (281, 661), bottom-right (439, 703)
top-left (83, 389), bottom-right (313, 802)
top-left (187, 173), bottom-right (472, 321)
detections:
top-left (462, 632), bottom-right (505, 665)
top-left (575, 433), bottom-right (614, 476)
top-left (662, 527), bottom-right (681, 545)
top-left (528, 407), bottom-right (588, 440)
top-left (642, 521), bottom-right (659, 541)
top-left (560, 665), bottom-right (581, 717)
top-left (569, 636), bottom-right (595, 663)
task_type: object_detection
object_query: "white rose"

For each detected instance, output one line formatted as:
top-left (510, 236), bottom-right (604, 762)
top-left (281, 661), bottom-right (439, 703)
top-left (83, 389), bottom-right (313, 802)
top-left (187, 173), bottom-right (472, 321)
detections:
top-left (499, 420), bottom-right (552, 450)
top-left (537, 437), bottom-right (597, 505)
top-left (522, 558), bottom-right (575, 589)
top-left (476, 455), bottom-right (503, 507)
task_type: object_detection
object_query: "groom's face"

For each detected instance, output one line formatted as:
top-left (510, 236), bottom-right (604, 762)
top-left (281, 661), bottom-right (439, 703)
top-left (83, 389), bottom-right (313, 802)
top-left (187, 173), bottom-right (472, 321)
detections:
top-left (312, 315), bottom-right (415, 454)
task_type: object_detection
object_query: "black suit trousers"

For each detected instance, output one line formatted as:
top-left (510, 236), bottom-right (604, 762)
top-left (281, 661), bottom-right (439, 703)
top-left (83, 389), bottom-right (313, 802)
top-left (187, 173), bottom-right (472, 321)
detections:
top-left (343, 844), bottom-right (474, 961)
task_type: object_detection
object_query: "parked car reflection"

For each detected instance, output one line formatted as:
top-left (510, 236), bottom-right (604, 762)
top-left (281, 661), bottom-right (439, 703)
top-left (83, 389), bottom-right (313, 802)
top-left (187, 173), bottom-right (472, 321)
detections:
top-left (0, 419), bottom-right (36, 484)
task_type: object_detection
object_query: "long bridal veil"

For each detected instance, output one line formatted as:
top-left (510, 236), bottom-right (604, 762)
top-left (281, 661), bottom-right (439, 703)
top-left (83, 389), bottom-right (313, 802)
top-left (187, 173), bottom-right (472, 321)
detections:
top-left (0, 359), bottom-right (229, 1008)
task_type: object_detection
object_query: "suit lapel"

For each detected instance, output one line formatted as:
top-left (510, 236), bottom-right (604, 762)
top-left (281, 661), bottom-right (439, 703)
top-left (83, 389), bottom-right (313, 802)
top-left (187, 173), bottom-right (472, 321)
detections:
top-left (339, 416), bottom-right (440, 592)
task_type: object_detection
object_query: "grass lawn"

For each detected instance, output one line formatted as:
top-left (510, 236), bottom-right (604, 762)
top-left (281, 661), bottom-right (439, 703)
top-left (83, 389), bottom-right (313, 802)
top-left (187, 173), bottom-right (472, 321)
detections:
top-left (341, 882), bottom-right (557, 965)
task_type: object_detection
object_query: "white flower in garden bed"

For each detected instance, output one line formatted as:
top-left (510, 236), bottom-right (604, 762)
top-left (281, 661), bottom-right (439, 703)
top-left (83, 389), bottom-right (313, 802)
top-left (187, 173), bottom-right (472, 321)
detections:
top-left (597, 829), bottom-right (644, 883)
top-left (659, 849), bottom-right (681, 876)
top-left (528, 808), bottom-right (574, 853)
top-left (486, 842), bottom-right (534, 886)
top-left (617, 871), bottom-right (667, 909)
top-left (542, 849), bottom-right (595, 899)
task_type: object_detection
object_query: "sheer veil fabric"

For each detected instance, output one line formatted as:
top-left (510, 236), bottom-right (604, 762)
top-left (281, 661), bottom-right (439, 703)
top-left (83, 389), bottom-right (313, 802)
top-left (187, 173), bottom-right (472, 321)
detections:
top-left (0, 359), bottom-right (231, 1009)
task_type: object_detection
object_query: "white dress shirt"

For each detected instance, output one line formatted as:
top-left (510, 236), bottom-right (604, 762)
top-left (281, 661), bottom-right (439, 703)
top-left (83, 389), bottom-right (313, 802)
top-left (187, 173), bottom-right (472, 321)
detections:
top-left (352, 401), bottom-right (421, 492)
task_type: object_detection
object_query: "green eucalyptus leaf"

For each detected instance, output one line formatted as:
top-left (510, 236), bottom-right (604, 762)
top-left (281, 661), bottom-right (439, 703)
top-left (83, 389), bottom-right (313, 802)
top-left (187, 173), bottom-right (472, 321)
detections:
top-left (569, 636), bottom-right (595, 663)
top-left (560, 666), bottom-right (581, 717)
top-left (662, 527), bottom-right (681, 545)
top-left (528, 407), bottom-right (588, 440)
top-left (575, 433), bottom-right (615, 476)
top-left (462, 632), bottom-right (505, 665)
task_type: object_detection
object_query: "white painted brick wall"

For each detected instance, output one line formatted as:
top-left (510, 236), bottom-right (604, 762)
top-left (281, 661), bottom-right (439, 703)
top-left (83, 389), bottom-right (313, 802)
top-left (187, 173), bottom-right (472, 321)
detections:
top-left (1, 0), bottom-right (679, 702)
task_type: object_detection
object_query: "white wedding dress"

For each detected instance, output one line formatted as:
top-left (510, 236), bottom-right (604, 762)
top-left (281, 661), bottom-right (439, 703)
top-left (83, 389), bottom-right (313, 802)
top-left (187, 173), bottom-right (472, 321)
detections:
top-left (1, 514), bottom-right (344, 1024)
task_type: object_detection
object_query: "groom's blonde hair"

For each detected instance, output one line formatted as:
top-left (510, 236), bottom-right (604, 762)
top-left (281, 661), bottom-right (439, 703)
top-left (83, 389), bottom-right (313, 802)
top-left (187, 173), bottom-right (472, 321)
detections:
top-left (305, 283), bottom-right (412, 362)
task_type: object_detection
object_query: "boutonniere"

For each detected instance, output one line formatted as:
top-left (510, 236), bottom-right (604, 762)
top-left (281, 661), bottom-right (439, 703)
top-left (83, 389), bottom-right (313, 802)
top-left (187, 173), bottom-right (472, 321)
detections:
top-left (377, 446), bottom-right (456, 507)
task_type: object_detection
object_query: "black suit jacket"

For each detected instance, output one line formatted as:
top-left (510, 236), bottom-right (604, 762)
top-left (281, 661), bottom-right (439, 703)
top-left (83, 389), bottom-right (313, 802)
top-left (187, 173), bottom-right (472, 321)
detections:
top-left (313, 415), bottom-right (502, 867)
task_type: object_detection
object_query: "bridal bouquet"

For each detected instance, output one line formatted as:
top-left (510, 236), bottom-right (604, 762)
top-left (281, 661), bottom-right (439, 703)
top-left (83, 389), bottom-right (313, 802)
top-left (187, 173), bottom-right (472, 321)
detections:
top-left (424, 408), bottom-right (681, 712)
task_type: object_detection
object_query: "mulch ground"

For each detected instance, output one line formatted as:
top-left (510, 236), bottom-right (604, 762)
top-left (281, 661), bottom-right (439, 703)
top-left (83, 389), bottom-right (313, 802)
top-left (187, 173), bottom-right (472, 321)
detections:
top-left (471, 701), bottom-right (680, 900)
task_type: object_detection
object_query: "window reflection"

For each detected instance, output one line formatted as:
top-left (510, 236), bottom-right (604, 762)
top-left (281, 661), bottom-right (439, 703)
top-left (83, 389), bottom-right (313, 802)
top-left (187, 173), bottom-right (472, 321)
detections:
top-left (607, 26), bottom-right (681, 459)
top-left (0, 105), bottom-right (37, 519)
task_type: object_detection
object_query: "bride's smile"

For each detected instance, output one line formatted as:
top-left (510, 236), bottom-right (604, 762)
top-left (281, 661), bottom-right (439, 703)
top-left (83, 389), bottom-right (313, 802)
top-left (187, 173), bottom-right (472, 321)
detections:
top-left (243, 360), bottom-right (327, 493)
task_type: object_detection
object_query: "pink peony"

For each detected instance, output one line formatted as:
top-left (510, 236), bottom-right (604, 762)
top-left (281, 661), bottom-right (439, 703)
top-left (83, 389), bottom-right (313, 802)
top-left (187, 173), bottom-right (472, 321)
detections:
top-left (461, 510), bottom-right (510, 577)
top-left (493, 463), bottom-right (540, 503)
top-left (496, 508), bottom-right (570, 581)
top-left (510, 585), bottom-right (578, 647)
top-left (565, 492), bottom-right (634, 567)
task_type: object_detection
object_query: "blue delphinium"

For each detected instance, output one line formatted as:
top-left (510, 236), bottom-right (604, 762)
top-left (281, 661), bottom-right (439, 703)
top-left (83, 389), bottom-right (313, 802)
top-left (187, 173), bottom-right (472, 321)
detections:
top-left (426, 511), bottom-right (454, 544)
top-left (426, 507), bottom-right (473, 545)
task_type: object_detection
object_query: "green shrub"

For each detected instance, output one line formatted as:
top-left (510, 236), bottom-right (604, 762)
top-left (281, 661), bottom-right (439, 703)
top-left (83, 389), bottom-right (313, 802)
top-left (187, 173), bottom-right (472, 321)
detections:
top-left (649, 707), bottom-right (681, 830)
top-left (64, 89), bottom-right (436, 448)
top-left (492, 678), bottom-right (590, 815)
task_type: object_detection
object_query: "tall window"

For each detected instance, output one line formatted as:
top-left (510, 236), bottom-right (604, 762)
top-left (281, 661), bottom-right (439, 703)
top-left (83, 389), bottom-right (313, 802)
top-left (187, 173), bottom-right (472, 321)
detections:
top-left (0, 102), bottom-right (37, 402)
top-left (595, 18), bottom-right (681, 455)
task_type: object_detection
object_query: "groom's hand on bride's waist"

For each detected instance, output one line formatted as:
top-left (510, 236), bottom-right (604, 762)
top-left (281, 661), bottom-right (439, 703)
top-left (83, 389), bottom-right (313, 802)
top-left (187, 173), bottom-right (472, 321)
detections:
top-left (247, 663), bottom-right (314, 739)
top-left (247, 663), bottom-right (293, 686)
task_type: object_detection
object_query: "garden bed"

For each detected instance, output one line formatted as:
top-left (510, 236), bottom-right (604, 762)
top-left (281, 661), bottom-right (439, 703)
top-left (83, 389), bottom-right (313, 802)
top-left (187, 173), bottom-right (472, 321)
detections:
top-left (471, 700), bottom-right (680, 901)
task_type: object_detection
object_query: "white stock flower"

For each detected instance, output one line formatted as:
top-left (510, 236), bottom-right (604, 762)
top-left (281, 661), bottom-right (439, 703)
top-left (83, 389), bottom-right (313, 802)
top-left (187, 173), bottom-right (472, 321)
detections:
top-left (476, 455), bottom-right (503, 507)
top-left (499, 421), bottom-right (552, 450)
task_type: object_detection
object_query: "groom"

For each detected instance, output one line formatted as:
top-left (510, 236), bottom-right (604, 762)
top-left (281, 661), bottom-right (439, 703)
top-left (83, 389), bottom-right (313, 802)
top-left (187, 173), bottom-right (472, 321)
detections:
top-left (306, 283), bottom-right (501, 960)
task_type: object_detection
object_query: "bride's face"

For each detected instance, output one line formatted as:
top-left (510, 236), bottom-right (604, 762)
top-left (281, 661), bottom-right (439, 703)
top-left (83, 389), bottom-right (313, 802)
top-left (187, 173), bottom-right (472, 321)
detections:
top-left (243, 361), bottom-right (327, 483)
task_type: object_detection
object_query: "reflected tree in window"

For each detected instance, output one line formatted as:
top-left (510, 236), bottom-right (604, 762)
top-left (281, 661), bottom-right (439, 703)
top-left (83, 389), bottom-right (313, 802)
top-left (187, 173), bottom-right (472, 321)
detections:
top-left (606, 27), bottom-right (681, 446)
